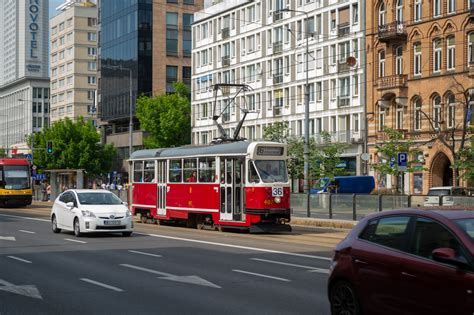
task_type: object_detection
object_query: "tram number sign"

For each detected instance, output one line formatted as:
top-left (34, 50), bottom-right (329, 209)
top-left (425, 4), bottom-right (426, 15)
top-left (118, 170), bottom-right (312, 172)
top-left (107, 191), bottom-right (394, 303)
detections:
top-left (272, 186), bottom-right (284, 197)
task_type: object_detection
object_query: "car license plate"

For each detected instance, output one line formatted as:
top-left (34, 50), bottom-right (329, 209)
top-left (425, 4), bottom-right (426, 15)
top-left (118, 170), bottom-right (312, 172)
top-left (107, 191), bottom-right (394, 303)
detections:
top-left (272, 186), bottom-right (284, 197)
top-left (104, 220), bottom-right (121, 225)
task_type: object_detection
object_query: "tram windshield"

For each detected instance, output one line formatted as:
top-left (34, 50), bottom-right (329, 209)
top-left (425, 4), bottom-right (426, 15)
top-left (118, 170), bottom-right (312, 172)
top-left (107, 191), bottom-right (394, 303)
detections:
top-left (254, 160), bottom-right (288, 183)
top-left (0, 165), bottom-right (30, 190)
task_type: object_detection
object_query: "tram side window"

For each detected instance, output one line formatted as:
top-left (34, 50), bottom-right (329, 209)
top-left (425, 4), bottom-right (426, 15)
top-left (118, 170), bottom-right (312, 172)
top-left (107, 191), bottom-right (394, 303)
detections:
top-left (184, 159), bottom-right (197, 182)
top-left (169, 159), bottom-right (182, 182)
top-left (133, 161), bottom-right (143, 183)
top-left (198, 157), bottom-right (216, 182)
top-left (144, 161), bottom-right (155, 182)
top-left (248, 162), bottom-right (260, 183)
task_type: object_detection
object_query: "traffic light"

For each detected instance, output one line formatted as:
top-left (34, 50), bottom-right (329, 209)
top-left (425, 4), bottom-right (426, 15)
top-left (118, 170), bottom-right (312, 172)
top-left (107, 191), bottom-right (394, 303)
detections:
top-left (46, 141), bottom-right (53, 154)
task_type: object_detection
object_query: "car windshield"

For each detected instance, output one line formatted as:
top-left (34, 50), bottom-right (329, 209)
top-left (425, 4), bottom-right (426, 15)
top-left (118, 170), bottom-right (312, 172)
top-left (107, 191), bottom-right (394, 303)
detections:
top-left (455, 218), bottom-right (474, 243)
top-left (77, 192), bottom-right (123, 205)
top-left (254, 160), bottom-right (288, 183)
top-left (428, 189), bottom-right (451, 196)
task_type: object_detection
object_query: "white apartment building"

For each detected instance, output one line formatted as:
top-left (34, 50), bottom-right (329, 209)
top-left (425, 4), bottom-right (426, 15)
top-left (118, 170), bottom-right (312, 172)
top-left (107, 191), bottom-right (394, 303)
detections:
top-left (192, 0), bottom-right (365, 175)
top-left (50, 0), bottom-right (98, 124)
top-left (0, 0), bottom-right (49, 151)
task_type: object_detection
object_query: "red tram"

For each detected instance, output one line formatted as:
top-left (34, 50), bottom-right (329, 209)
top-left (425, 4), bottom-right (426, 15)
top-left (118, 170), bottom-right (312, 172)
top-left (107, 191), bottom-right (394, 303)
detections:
top-left (129, 141), bottom-right (291, 232)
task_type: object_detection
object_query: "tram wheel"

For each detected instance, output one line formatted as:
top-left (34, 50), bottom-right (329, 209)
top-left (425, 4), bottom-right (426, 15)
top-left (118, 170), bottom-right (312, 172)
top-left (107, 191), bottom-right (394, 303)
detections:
top-left (216, 225), bottom-right (224, 232)
top-left (140, 215), bottom-right (147, 224)
top-left (197, 223), bottom-right (205, 230)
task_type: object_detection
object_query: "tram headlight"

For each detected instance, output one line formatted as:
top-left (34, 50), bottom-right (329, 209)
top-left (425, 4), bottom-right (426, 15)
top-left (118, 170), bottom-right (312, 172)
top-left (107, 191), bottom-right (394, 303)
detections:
top-left (274, 197), bottom-right (281, 204)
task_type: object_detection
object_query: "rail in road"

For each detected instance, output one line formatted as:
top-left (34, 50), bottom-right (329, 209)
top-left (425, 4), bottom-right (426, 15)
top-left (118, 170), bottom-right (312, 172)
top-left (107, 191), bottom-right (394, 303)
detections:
top-left (0, 208), bottom-right (335, 314)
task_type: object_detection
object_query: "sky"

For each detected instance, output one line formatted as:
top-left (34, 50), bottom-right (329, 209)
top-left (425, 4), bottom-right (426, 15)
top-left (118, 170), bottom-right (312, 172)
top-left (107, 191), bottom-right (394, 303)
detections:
top-left (49, 0), bottom-right (65, 18)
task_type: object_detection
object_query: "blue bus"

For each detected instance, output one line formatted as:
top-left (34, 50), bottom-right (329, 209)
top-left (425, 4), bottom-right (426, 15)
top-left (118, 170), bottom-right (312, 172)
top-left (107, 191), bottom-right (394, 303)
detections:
top-left (310, 176), bottom-right (375, 194)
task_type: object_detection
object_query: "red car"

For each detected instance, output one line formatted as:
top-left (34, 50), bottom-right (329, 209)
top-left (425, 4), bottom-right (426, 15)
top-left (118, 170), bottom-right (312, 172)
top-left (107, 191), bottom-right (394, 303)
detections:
top-left (328, 209), bottom-right (474, 315)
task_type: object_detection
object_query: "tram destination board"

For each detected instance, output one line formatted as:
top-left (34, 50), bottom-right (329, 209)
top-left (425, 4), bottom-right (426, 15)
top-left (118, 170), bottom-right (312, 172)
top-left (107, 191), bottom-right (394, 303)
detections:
top-left (257, 146), bottom-right (284, 156)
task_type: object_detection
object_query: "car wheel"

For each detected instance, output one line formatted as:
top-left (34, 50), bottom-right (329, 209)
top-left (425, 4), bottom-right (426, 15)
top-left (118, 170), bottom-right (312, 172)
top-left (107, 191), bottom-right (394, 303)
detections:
top-left (73, 218), bottom-right (82, 237)
top-left (51, 215), bottom-right (61, 233)
top-left (122, 231), bottom-right (132, 237)
top-left (330, 281), bottom-right (360, 315)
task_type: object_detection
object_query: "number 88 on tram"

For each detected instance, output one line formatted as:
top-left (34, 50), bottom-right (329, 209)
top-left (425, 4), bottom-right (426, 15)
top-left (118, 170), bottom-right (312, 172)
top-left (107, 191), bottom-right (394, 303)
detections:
top-left (129, 141), bottom-right (291, 233)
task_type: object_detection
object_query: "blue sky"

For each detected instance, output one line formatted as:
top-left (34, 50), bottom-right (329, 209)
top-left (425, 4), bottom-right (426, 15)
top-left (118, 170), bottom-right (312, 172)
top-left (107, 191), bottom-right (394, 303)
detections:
top-left (49, 0), bottom-right (64, 18)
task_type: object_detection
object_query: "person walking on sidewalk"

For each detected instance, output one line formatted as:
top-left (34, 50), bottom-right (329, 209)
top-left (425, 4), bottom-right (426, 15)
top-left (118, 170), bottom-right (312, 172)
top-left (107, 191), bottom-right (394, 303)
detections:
top-left (46, 183), bottom-right (52, 202)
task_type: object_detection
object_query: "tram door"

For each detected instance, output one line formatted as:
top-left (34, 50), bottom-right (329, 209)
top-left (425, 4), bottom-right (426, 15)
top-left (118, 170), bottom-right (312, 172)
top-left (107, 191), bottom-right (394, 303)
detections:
top-left (157, 161), bottom-right (167, 216)
top-left (220, 158), bottom-right (244, 221)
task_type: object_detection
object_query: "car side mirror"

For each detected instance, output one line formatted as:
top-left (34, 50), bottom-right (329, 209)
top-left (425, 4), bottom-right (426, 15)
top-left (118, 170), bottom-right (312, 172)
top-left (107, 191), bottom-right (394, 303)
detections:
top-left (122, 201), bottom-right (128, 206)
top-left (66, 201), bottom-right (74, 209)
top-left (432, 248), bottom-right (469, 269)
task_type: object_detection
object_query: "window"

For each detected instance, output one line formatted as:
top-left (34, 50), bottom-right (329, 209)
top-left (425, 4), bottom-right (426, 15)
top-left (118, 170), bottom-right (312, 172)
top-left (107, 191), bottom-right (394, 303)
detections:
top-left (166, 13), bottom-right (179, 56)
top-left (88, 47), bottom-right (96, 56)
top-left (447, 0), bottom-right (455, 13)
top-left (360, 216), bottom-right (411, 251)
top-left (87, 32), bottom-right (97, 41)
top-left (378, 2), bottom-right (386, 26)
top-left (339, 77), bottom-right (350, 98)
top-left (379, 108), bottom-right (386, 131)
top-left (88, 62), bottom-right (96, 71)
top-left (169, 160), bottom-right (182, 182)
top-left (433, 0), bottom-right (441, 17)
top-left (353, 114), bottom-right (359, 132)
top-left (395, 46), bottom-right (403, 74)
top-left (409, 217), bottom-right (463, 260)
top-left (331, 79), bottom-right (336, 99)
top-left (198, 158), bottom-right (216, 183)
top-left (353, 75), bottom-right (359, 95)
top-left (414, 98), bottom-right (422, 131)
top-left (414, 43), bottom-right (422, 75)
top-left (183, 66), bottom-right (191, 90)
top-left (316, 82), bottom-right (322, 102)
top-left (447, 36), bottom-right (455, 71)
top-left (166, 66), bottom-right (178, 93)
top-left (183, 14), bottom-right (193, 57)
top-left (396, 0), bottom-right (404, 22)
top-left (183, 159), bottom-right (197, 182)
top-left (468, 33), bottom-right (474, 64)
top-left (59, 22), bottom-right (64, 31)
top-left (378, 50), bottom-right (385, 77)
top-left (414, 0), bottom-right (422, 22)
top-left (396, 104), bottom-right (404, 130)
top-left (331, 45), bottom-right (336, 64)
top-left (88, 18), bottom-right (97, 26)
top-left (87, 90), bottom-right (95, 100)
top-left (447, 93), bottom-right (455, 128)
top-left (433, 39), bottom-right (442, 73)
top-left (352, 4), bottom-right (359, 24)
top-left (88, 76), bottom-right (96, 85)
top-left (433, 95), bottom-right (442, 129)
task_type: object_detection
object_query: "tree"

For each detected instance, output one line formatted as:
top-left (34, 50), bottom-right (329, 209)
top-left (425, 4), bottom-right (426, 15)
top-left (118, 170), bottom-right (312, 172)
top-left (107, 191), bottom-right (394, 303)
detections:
top-left (312, 131), bottom-right (349, 181)
top-left (136, 82), bottom-right (191, 148)
top-left (29, 118), bottom-right (116, 176)
top-left (457, 129), bottom-right (474, 184)
top-left (371, 127), bottom-right (423, 192)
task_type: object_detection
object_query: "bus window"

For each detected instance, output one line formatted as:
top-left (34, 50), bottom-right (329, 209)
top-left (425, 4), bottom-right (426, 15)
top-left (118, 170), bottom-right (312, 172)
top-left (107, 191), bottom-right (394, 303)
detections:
top-left (169, 159), bottom-right (182, 183)
top-left (144, 161), bottom-right (155, 182)
top-left (254, 160), bottom-right (288, 183)
top-left (133, 161), bottom-right (143, 183)
top-left (198, 157), bottom-right (216, 182)
top-left (248, 161), bottom-right (260, 183)
top-left (184, 159), bottom-right (197, 182)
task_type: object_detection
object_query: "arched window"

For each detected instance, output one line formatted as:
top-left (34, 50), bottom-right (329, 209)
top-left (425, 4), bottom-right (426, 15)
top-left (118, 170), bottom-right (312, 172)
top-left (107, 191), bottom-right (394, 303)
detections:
top-left (396, 0), bottom-right (404, 22)
top-left (395, 46), bottom-right (404, 74)
top-left (433, 38), bottom-right (442, 73)
top-left (378, 50), bottom-right (385, 77)
top-left (447, 36), bottom-right (455, 70)
top-left (432, 95), bottom-right (442, 129)
top-left (379, 2), bottom-right (386, 27)
top-left (446, 93), bottom-right (456, 128)
top-left (413, 97), bottom-right (422, 131)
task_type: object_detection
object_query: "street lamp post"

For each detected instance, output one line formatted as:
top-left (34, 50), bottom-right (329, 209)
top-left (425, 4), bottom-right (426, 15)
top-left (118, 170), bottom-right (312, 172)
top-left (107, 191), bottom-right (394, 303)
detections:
top-left (280, 8), bottom-right (311, 217)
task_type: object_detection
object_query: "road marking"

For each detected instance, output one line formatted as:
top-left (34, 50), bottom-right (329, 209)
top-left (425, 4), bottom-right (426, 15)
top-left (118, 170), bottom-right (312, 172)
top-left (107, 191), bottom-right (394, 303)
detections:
top-left (250, 258), bottom-right (330, 274)
top-left (232, 269), bottom-right (290, 282)
top-left (0, 236), bottom-right (16, 241)
top-left (120, 264), bottom-right (221, 288)
top-left (136, 232), bottom-right (332, 261)
top-left (7, 256), bottom-right (32, 264)
top-left (64, 238), bottom-right (87, 244)
top-left (128, 250), bottom-right (162, 258)
top-left (0, 213), bottom-right (49, 222)
top-left (19, 230), bottom-right (36, 234)
top-left (0, 279), bottom-right (42, 300)
top-left (80, 278), bottom-right (124, 292)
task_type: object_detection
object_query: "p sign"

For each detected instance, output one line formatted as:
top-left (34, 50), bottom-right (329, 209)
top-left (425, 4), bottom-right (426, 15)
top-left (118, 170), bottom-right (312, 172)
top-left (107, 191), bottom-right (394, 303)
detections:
top-left (398, 152), bottom-right (408, 171)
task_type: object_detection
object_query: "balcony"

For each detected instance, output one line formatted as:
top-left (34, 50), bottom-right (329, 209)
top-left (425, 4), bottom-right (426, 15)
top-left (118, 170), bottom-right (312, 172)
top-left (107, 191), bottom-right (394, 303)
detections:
top-left (221, 56), bottom-right (230, 67)
top-left (338, 23), bottom-right (350, 37)
top-left (377, 74), bottom-right (407, 91)
top-left (273, 41), bottom-right (283, 54)
top-left (378, 21), bottom-right (407, 43)
top-left (338, 96), bottom-right (350, 107)
top-left (222, 27), bottom-right (230, 39)
top-left (273, 74), bottom-right (283, 85)
top-left (273, 106), bottom-right (283, 116)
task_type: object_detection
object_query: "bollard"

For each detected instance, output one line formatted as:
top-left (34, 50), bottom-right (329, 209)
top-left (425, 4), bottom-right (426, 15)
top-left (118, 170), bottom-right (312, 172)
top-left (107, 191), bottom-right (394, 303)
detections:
top-left (407, 194), bottom-right (411, 208)
top-left (329, 193), bottom-right (333, 219)
top-left (352, 194), bottom-right (357, 221)
top-left (378, 194), bottom-right (383, 212)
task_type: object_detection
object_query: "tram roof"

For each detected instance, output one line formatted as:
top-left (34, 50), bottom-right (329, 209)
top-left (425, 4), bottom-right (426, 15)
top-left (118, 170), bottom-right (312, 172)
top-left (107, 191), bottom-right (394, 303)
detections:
top-left (130, 141), bottom-right (253, 159)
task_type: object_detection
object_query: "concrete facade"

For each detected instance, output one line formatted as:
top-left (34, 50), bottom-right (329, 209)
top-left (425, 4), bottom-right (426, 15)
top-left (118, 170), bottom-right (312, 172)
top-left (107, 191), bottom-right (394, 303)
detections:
top-left (366, 0), bottom-right (474, 194)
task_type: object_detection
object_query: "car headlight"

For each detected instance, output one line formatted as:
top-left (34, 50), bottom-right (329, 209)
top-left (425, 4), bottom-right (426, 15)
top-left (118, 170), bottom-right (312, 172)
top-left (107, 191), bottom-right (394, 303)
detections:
top-left (81, 210), bottom-right (96, 217)
top-left (125, 210), bottom-right (132, 217)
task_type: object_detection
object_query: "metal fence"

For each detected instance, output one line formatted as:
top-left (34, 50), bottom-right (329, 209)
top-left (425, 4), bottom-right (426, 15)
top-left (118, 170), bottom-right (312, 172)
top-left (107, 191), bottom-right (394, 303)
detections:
top-left (291, 193), bottom-right (474, 221)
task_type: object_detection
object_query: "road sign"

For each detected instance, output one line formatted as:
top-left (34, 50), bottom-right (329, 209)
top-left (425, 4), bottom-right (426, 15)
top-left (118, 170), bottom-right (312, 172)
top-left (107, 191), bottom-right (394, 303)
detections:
top-left (398, 152), bottom-right (408, 171)
top-left (389, 157), bottom-right (395, 168)
top-left (26, 154), bottom-right (33, 161)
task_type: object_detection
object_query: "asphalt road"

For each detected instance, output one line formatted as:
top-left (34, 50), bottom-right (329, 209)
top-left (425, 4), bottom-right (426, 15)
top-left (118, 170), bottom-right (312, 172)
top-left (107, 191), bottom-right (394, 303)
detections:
top-left (0, 207), bottom-right (336, 315)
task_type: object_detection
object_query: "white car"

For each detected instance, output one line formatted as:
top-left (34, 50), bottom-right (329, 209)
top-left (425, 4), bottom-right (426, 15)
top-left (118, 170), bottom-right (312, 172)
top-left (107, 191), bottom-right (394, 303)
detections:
top-left (423, 186), bottom-right (469, 206)
top-left (51, 189), bottom-right (133, 237)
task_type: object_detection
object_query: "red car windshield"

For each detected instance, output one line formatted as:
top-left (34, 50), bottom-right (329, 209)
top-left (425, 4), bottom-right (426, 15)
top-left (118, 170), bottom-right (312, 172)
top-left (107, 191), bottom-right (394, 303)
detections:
top-left (456, 218), bottom-right (474, 243)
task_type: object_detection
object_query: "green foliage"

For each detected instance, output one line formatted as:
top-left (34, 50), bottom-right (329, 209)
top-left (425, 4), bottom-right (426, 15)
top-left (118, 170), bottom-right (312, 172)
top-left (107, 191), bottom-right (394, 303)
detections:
top-left (371, 127), bottom-right (424, 176)
top-left (457, 130), bottom-right (474, 183)
top-left (29, 117), bottom-right (116, 175)
top-left (312, 131), bottom-right (349, 181)
top-left (263, 121), bottom-right (290, 143)
top-left (136, 82), bottom-right (191, 148)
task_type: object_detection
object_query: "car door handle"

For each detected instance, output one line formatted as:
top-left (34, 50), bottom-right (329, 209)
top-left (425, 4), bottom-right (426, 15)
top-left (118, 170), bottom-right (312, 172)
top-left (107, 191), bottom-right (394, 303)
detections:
top-left (401, 272), bottom-right (416, 278)
top-left (354, 259), bottom-right (368, 265)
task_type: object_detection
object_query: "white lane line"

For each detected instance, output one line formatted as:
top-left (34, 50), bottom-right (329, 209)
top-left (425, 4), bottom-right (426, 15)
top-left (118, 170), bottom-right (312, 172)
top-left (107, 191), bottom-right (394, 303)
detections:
top-left (19, 230), bottom-right (36, 234)
top-left (232, 269), bottom-right (290, 282)
top-left (128, 250), bottom-right (162, 258)
top-left (64, 238), bottom-right (87, 244)
top-left (80, 278), bottom-right (124, 292)
top-left (7, 256), bottom-right (32, 264)
top-left (120, 264), bottom-right (172, 277)
top-left (0, 213), bottom-right (49, 222)
top-left (135, 232), bottom-right (332, 261)
top-left (250, 258), bottom-right (330, 274)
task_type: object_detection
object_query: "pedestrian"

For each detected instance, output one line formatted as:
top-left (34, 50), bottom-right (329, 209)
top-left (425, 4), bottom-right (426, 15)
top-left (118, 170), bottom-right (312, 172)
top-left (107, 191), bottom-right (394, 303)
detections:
top-left (46, 183), bottom-right (52, 202)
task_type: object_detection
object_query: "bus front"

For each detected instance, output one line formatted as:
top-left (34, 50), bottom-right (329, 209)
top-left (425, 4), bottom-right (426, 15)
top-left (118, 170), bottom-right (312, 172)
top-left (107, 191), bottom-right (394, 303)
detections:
top-left (0, 159), bottom-right (32, 206)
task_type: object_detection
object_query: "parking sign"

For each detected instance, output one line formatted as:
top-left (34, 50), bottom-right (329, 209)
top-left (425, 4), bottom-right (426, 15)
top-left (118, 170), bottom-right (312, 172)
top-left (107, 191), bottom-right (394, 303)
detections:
top-left (398, 152), bottom-right (408, 171)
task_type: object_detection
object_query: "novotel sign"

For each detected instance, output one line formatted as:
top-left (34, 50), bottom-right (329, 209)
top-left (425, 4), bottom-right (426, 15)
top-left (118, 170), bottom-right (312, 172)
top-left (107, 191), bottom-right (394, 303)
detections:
top-left (29, 0), bottom-right (40, 59)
